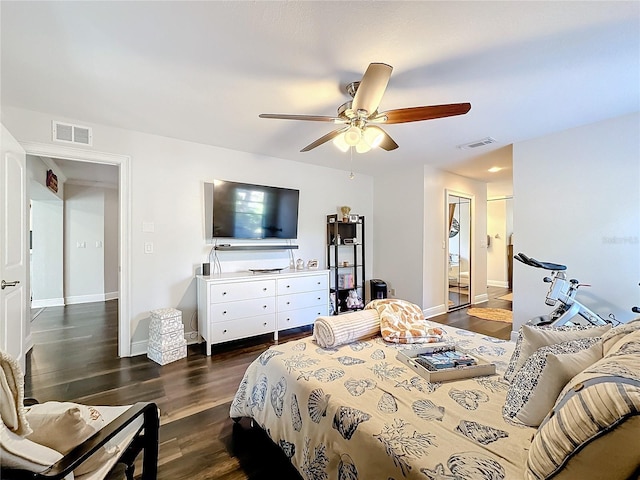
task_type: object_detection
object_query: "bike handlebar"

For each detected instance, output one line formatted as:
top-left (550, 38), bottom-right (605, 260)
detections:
top-left (514, 252), bottom-right (567, 271)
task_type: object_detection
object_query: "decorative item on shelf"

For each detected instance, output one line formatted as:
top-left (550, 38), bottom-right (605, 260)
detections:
top-left (343, 237), bottom-right (356, 245)
top-left (336, 233), bottom-right (342, 245)
top-left (296, 258), bottom-right (305, 270)
top-left (307, 259), bottom-right (318, 270)
top-left (342, 261), bottom-right (350, 267)
top-left (338, 273), bottom-right (354, 289)
top-left (348, 214), bottom-right (359, 223)
top-left (345, 289), bottom-right (364, 310)
top-left (340, 205), bottom-right (351, 222)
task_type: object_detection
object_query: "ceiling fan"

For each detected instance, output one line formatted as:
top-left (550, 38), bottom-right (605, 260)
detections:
top-left (259, 63), bottom-right (471, 153)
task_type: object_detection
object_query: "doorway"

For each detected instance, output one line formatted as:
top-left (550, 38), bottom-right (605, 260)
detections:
top-left (446, 191), bottom-right (472, 311)
top-left (20, 141), bottom-right (132, 357)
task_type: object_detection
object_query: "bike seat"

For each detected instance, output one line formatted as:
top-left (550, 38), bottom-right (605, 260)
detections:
top-left (514, 252), bottom-right (567, 271)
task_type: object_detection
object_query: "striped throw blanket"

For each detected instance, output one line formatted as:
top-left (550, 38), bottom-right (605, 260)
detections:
top-left (313, 309), bottom-right (380, 348)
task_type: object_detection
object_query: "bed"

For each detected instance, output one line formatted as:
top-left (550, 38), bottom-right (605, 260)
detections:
top-left (229, 320), bottom-right (534, 479)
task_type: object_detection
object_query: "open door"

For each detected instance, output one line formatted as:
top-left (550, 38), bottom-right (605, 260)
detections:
top-left (446, 191), bottom-right (472, 311)
top-left (1, 125), bottom-right (29, 370)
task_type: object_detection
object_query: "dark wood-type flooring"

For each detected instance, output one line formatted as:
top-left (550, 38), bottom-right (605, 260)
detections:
top-left (25, 287), bottom-right (511, 479)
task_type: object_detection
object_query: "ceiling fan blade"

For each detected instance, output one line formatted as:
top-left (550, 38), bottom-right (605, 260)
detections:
top-left (352, 63), bottom-right (393, 115)
top-left (259, 113), bottom-right (346, 123)
top-left (377, 129), bottom-right (399, 151)
top-left (300, 127), bottom-right (347, 152)
top-left (377, 103), bottom-right (471, 124)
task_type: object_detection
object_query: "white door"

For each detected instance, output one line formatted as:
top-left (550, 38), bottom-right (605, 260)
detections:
top-left (1, 124), bottom-right (28, 370)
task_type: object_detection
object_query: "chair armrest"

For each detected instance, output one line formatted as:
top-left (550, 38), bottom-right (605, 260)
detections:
top-left (2, 402), bottom-right (159, 480)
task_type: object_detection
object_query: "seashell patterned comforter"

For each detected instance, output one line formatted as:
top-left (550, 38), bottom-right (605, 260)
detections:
top-left (229, 321), bottom-right (535, 479)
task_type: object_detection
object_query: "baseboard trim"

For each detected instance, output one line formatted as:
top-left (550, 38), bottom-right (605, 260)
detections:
top-left (488, 280), bottom-right (509, 288)
top-left (65, 293), bottom-right (118, 305)
top-left (31, 298), bottom-right (65, 308)
top-left (424, 304), bottom-right (447, 319)
top-left (473, 293), bottom-right (490, 304)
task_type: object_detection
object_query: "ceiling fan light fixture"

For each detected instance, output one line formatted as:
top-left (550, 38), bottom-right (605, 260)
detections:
top-left (363, 126), bottom-right (384, 148)
top-left (332, 134), bottom-right (350, 152)
top-left (344, 126), bottom-right (362, 146)
top-left (355, 140), bottom-right (371, 153)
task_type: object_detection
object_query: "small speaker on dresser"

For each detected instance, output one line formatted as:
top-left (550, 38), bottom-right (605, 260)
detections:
top-left (202, 263), bottom-right (210, 276)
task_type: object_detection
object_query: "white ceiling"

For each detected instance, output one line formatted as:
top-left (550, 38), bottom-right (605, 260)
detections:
top-left (2, 1), bottom-right (638, 185)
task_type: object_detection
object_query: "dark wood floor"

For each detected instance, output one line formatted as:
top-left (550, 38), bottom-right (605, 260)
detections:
top-left (25, 287), bottom-right (511, 480)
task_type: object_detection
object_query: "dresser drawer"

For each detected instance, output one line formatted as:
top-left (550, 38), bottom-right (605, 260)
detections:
top-left (210, 297), bottom-right (276, 322)
top-left (211, 314), bottom-right (276, 344)
top-left (209, 279), bottom-right (274, 303)
top-left (277, 274), bottom-right (328, 295)
top-left (278, 290), bottom-right (326, 312)
top-left (278, 305), bottom-right (328, 331)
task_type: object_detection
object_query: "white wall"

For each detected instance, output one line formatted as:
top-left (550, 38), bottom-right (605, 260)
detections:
top-left (487, 198), bottom-right (511, 287)
top-left (372, 165), bottom-right (425, 304)
top-left (373, 164), bottom-right (488, 317)
top-left (64, 183), bottom-right (108, 304)
top-left (512, 112), bottom-right (640, 335)
top-left (27, 156), bottom-right (65, 307)
top-left (30, 190), bottom-right (64, 307)
top-left (3, 106), bottom-right (374, 350)
top-left (104, 186), bottom-right (119, 297)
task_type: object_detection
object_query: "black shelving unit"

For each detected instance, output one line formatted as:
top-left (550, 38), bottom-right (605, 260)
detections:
top-left (326, 214), bottom-right (365, 314)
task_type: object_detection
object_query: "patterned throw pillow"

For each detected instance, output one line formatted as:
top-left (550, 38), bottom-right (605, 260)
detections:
top-left (503, 323), bottom-right (611, 384)
top-left (502, 337), bottom-right (602, 426)
top-left (365, 299), bottom-right (443, 344)
top-left (525, 329), bottom-right (640, 480)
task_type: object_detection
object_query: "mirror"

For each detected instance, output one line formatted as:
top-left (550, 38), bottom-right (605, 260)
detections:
top-left (447, 193), bottom-right (472, 310)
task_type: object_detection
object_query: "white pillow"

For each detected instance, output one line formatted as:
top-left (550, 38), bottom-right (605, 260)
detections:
top-left (26, 402), bottom-right (106, 455)
top-left (26, 401), bottom-right (120, 476)
top-left (503, 323), bottom-right (611, 383)
top-left (0, 421), bottom-right (63, 473)
top-left (502, 337), bottom-right (602, 426)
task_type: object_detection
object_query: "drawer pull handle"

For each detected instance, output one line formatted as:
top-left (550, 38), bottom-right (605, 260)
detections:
top-left (223, 311), bottom-right (227, 315)
top-left (287, 318), bottom-right (290, 322)
top-left (286, 301), bottom-right (290, 305)
top-left (223, 329), bottom-right (227, 334)
top-left (263, 305), bottom-right (267, 309)
top-left (222, 292), bottom-right (227, 296)
top-left (263, 287), bottom-right (267, 291)
top-left (263, 322), bottom-right (267, 326)
top-left (317, 297), bottom-right (321, 300)
top-left (317, 281), bottom-right (321, 285)
top-left (286, 285), bottom-right (290, 288)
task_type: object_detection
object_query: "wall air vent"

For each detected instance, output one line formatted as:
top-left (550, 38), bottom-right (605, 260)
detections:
top-left (52, 121), bottom-right (93, 146)
top-left (457, 137), bottom-right (497, 150)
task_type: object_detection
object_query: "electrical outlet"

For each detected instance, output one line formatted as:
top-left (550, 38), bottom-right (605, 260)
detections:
top-left (144, 242), bottom-right (153, 254)
top-left (390, 288), bottom-right (396, 296)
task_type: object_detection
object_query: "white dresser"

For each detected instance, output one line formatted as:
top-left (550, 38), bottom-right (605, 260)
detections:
top-left (196, 269), bottom-right (329, 355)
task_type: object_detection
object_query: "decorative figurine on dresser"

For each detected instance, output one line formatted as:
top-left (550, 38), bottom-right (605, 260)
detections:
top-left (147, 308), bottom-right (187, 365)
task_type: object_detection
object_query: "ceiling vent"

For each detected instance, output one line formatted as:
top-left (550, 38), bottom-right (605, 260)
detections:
top-left (52, 121), bottom-right (93, 146)
top-left (457, 137), bottom-right (497, 150)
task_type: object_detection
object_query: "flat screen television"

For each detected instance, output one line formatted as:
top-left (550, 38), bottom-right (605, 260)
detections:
top-left (204, 180), bottom-right (299, 240)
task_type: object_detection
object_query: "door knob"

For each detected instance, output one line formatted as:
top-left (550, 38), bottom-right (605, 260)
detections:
top-left (1, 280), bottom-right (20, 290)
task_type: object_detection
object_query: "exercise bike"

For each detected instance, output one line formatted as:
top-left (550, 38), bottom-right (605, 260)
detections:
top-left (514, 252), bottom-right (618, 327)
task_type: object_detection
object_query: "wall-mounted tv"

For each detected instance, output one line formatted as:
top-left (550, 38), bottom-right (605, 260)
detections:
top-left (204, 180), bottom-right (299, 240)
